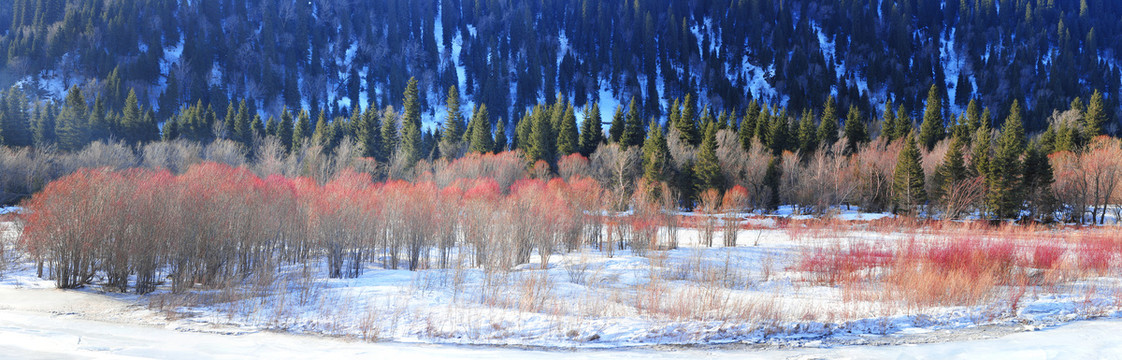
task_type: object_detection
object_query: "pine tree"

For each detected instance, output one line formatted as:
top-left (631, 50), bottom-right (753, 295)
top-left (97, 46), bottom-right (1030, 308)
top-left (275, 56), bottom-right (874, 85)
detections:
top-left (579, 102), bottom-right (603, 156)
top-left (817, 96), bottom-right (839, 147)
top-left (641, 123), bottom-right (671, 184)
top-left (1022, 142), bottom-right (1056, 221)
top-left (918, 84), bottom-right (945, 150)
top-left (312, 111), bottom-right (332, 148)
top-left (223, 101), bottom-right (237, 140)
top-left (359, 105), bottom-right (383, 159)
top-left (293, 110), bottom-right (311, 150)
top-left (121, 89), bottom-right (149, 144)
top-left (1085, 89), bottom-right (1107, 137)
top-left (556, 102), bottom-right (579, 156)
top-left (763, 157), bottom-right (782, 212)
top-left (880, 99), bottom-right (896, 142)
top-left (32, 102), bottom-right (57, 147)
top-left (843, 105), bottom-right (868, 154)
top-left (493, 118), bottom-right (507, 153)
top-left (278, 108), bottom-right (294, 154)
top-left (892, 132), bottom-right (927, 215)
top-left (469, 104), bottom-right (494, 153)
top-left (234, 99), bottom-right (253, 145)
top-left (381, 106), bottom-right (399, 158)
top-left (738, 103), bottom-right (758, 151)
top-left (439, 85), bottom-right (465, 157)
top-left (891, 104), bottom-right (911, 141)
top-left (528, 104), bottom-right (555, 164)
top-left (621, 97), bottom-right (645, 149)
top-left (87, 95), bottom-right (110, 143)
top-left (767, 111), bottom-right (789, 155)
top-left (932, 137), bottom-right (968, 211)
top-left (693, 122), bottom-right (723, 192)
top-left (56, 86), bottom-right (90, 151)
top-left (797, 109), bottom-right (817, 153)
top-left (964, 98), bottom-right (981, 136)
top-left (608, 105), bottom-right (624, 143)
top-left (676, 93), bottom-right (700, 145)
top-left (400, 77), bottom-right (423, 166)
top-left (987, 100), bottom-right (1026, 219)
top-left (0, 90), bottom-right (31, 147)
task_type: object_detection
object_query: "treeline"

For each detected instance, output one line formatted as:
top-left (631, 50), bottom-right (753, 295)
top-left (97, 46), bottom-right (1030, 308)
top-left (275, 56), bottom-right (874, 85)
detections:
top-left (4, 75), bottom-right (1122, 223)
top-left (0, 0), bottom-right (1120, 133)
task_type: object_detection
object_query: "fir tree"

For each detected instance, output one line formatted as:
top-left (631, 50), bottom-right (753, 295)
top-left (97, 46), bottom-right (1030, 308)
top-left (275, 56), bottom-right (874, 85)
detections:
top-left (1022, 142), bottom-right (1056, 221)
top-left (312, 111), bottom-right (332, 148)
top-left (931, 137), bottom-right (968, 211)
top-left (87, 95), bottom-right (110, 143)
top-left (843, 105), bottom-right (868, 154)
top-left (738, 103), bottom-right (757, 151)
top-left (676, 93), bottom-right (700, 145)
top-left (763, 157), bottom-right (782, 212)
top-left (608, 105), bottom-right (624, 143)
top-left (579, 102), bottom-right (603, 156)
top-left (359, 105), bottom-right (383, 159)
top-left (264, 116), bottom-right (278, 137)
top-left (693, 122), bottom-right (723, 192)
top-left (439, 85), bottom-right (465, 157)
top-left (621, 97), bottom-right (645, 149)
top-left (918, 84), bottom-right (945, 150)
top-left (0, 89), bottom-right (32, 147)
top-left (120, 89), bottom-right (147, 144)
top-left (641, 123), bottom-right (671, 184)
top-left (293, 110), bottom-right (311, 150)
top-left (381, 106), bottom-right (399, 158)
top-left (892, 132), bottom-right (927, 215)
top-left (493, 118), bottom-right (507, 153)
top-left (469, 104), bottom-right (494, 154)
top-left (56, 86), bottom-right (90, 151)
top-left (278, 108), bottom-right (294, 154)
top-left (556, 102), bottom-right (579, 156)
top-left (528, 104), bottom-right (555, 164)
top-left (891, 104), bottom-right (911, 141)
top-left (880, 99), bottom-right (896, 142)
top-left (1085, 89), bottom-right (1107, 137)
top-left (767, 111), bottom-right (789, 155)
top-left (964, 98), bottom-right (982, 136)
top-left (987, 100), bottom-right (1026, 219)
top-left (796, 109), bottom-right (817, 153)
top-left (400, 77), bottom-right (423, 166)
top-left (817, 96), bottom-right (839, 147)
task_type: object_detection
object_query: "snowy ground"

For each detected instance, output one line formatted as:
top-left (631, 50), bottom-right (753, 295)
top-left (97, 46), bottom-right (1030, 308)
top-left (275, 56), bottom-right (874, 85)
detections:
top-left (4, 213), bottom-right (1122, 357)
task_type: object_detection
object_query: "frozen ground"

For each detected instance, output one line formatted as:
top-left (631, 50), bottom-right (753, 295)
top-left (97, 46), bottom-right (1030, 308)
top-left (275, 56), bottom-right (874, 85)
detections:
top-left (1, 286), bottom-right (1121, 359)
top-left (3, 213), bottom-right (1122, 357)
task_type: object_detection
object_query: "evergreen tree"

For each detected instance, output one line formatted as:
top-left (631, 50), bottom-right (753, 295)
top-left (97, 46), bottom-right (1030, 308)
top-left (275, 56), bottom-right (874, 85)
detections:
top-left (265, 116), bottom-right (278, 137)
top-left (932, 137), bottom-right (968, 211)
top-left (381, 107), bottom-right (400, 158)
top-left (579, 102), bottom-right (603, 156)
top-left (293, 110), bottom-right (311, 150)
top-left (892, 132), bottom-right (927, 215)
top-left (312, 111), bottom-right (332, 148)
top-left (400, 77), bottom-right (423, 166)
top-left (56, 86), bottom-right (90, 151)
top-left (1022, 142), bottom-right (1056, 221)
top-left (797, 109), bottom-right (817, 153)
top-left (767, 112), bottom-right (790, 155)
top-left (87, 95), bottom-right (110, 143)
top-left (880, 99), bottom-right (896, 142)
top-left (987, 100), bottom-right (1026, 219)
top-left (964, 98), bottom-right (982, 135)
top-left (556, 102), bottom-right (579, 155)
top-left (738, 103), bottom-right (757, 151)
top-left (1085, 89), bottom-right (1107, 137)
top-left (843, 105), bottom-right (869, 154)
top-left (891, 104), bottom-right (911, 141)
top-left (32, 102), bottom-right (57, 147)
top-left (918, 84), bottom-right (945, 150)
top-left (119, 89), bottom-right (146, 144)
top-left (608, 105), bottom-right (624, 143)
top-left (439, 85), bottom-right (465, 157)
top-left (693, 122), bottom-right (723, 192)
top-left (621, 97), bottom-right (645, 149)
top-left (641, 123), bottom-right (671, 184)
top-left (223, 101), bottom-right (237, 140)
top-left (0, 90), bottom-right (31, 147)
top-left (528, 105), bottom-right (555, 164)
top-left (469, 104), bottom-right (494, 153)
top-left (675, 93), bottom-right (700, 145)
top-left (817, 96), bottom-right (839, 147)
top-left (278, 108), bottom-right (294, 154)
top-left (493, 117), bottom-right (507, 152)
top-left (763, 157), bottom-right (782, 212)
top-left (359, 105), bottom-right (383, 160)
top-left (234, 99), bottom-right (252, 145)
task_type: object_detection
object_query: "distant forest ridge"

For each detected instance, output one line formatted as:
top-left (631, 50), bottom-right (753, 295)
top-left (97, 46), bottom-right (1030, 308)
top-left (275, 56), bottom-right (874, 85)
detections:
top-left (0, 0), bottom-right (1120, 134)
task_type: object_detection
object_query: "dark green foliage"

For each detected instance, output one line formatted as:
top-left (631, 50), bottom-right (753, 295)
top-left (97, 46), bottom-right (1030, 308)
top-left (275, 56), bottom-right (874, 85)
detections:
top-left (1022, 143), bottom-right (1057, 221)
top-left (556, 102), bottom-right (579, 156)
top-left (738, 102), bottom-right (758, 151)
top-left (843, 105), bottom-right (868, 154)
top-left (1085, 90), bottom-right (1107, 137)
top-left (493, 118), bottom-right (507, 153)
top-left (293, 110), bottom-right (311, 150)
top-left (693, 122), bottom-right (723, 192)
top-left (796, 109), bottom-right (817, 153)
top-left (608, 105), bottom-right (624, 144)
top-left (918, 85), bottom-right (945, 151)
top-left (56, 86), bottom-right (89, 151)
top-left (469, 104), bottom-right (493, 154)
top-left (400, 78), bottom-right (423, 166)
top-left (641, 123), bottom-right (670, 184)
top-left (579, 102), bottom-right (603, 156)
top-left (817, 96), bottom-right (838, 147)
top-left (621, 97), bottom-right (645, 149)
top-left (986, 100), bottom-right (1026, 220)
top-left (931, 137), bottom-right (968, 210)
top-left (892, 132), bottom-right (926, 215)
top-left (675, 94), bottom-right (701, 146)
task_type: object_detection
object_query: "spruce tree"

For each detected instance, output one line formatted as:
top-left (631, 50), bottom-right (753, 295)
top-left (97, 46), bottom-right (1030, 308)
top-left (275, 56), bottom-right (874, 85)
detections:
top-left (843, 105), bottom-right (868, 154)
top-left (556, 102), bottom-right (579, 156)
top-left (579, 102), bottom-right (603, 156)
top-left (763, 157), bottom-right (782, 212)
top-left (265, 115), bottom-right (278, 137)
top-left (528, 104), bottom-right (555, 164)
top-left (621, 97), bottom-right (645, 149)
top-left (293, 110), bottom-right (311, 150)
top-left (400, 77), bottom-right (423, 166)
top-left (892, 104), bottom-right (911, 141)
top-left (120, 90), bottom-right (145, 144)
top-left (964, 98), bottom-right (981, 136)
top-left (641, 123), bottom-right (671, 184)
top-left (767, 111), bottom-right (789, 155)
top-left (56, 86), bottom-right (90, 152)
top-left (676, 93), bottom-right (700, 145)
top-left (278, 108), bottom-right (294, 154)
top-left (87, 95), bottom-right (110, 143)
top-left (693, 122), bottom-right (723, 192)
top-left (1085, 89), bottom-right (1107, 137)
top-left (918, 84), bottom-right (945, 150)
top-left (738, 104), bottom-right (757, 151)
top-left (493, 118), bottom-right (507, 153)
top-left (817, 96), bottom-right (839, 147)
top-left (439, 85), bottom-right (465, 157)
top-left (932, 137), bottom-right (968, 212)
top-left (608, 105), bottom-right (624, 143)
top-left (892, 132), bottom-right (927, 215)
top-left (0, 89), bottom-right (32, 147)
top-left (359, 105), bottom-right (383, 159)
top-left (234, 99), bottom-right (252, 145)
top-left (381, 106), bottom-right (399, 158)
top-left (312, 111), bottom-right (331, 148)
top-left (987, 100), bottom-right (1026, 219)
top-left (469, 104), bottom-right (494, 153)
top-left (1022, 143), bottom-right (1056, 221)
top-left (797, 109), bottom-right (817, 153)
top-left (32, 102), bottom-right (57, 147)
top-left (223, 101), bottom-right (237, 140)
top-left (880, 99), bottom-right (896, 142)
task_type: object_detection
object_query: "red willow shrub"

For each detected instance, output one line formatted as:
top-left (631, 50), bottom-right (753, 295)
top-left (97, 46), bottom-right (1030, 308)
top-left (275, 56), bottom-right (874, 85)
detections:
top-left (20, 161), bottom-right (607, 292)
